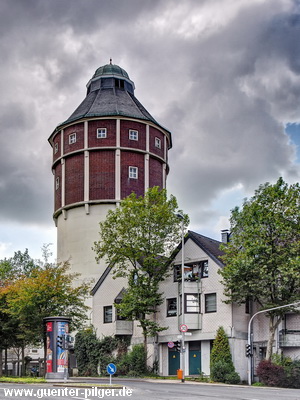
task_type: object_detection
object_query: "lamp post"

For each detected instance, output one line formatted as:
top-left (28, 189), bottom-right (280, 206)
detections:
top-left (247, 301), bottom-right (300, 386)
top-left (176, 213), bottom-right (185, 382)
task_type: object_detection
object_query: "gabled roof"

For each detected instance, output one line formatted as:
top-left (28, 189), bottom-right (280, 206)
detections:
top-left (90, 265), bottom-right (111, 296)
top-left (175, 230), bottom-right (225, 267)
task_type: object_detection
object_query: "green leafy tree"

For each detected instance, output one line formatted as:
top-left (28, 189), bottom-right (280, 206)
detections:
top-left (94, 186), bottom-right (189, 352)
top-left (220, 178), bottom-right (300, 359)
top-left (0, 259), bottom-right (91, 375)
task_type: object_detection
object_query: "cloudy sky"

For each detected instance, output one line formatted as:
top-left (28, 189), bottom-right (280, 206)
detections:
top-left (0, 0), bottom-right (300, 261)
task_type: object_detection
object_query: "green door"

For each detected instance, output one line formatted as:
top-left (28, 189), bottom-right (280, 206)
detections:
top-left (168, 349), bottom-right (180, 375)
top-left (189, 349), bottom-right (201, 375)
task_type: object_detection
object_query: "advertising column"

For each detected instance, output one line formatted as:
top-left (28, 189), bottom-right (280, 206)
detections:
top-left (43, 316), bottom-right (71, 380)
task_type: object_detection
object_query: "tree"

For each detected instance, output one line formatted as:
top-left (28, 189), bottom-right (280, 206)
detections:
top-left (220, 177), bottom-right (300, 359)
top-left (0, 258), bottom-right (91, 375)
top-left (210, 326), bottom-right (240, 384)
top-left (93, 186), bottom-right (189, 352)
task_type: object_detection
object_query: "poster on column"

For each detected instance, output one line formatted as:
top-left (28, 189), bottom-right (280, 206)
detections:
top-left (57, 321), bottom-right (69, 372)
top-left (46, 322), bottom-right (53, 373)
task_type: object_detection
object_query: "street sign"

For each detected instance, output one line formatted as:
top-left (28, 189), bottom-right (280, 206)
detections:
top-left (177, 335), bottom-right (182, 339)
top-left (180, 324), bottom-right (188, 332)
top-left (107, 363), bottom-right (117, 375)
top-left (168, 341), bottom-right (175, 348)
top-left (185, 332), bottom-right (192, 336)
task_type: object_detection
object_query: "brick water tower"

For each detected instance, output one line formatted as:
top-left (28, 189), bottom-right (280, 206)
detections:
top-left (48, 61), bottom-right (172, 305)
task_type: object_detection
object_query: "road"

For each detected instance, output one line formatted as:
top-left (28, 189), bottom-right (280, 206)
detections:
top-left (0, 379), bottom-right (300, 400)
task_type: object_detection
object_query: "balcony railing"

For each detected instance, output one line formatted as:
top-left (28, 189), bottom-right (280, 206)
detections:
top-left (279, 329), bottom-right (300, 347)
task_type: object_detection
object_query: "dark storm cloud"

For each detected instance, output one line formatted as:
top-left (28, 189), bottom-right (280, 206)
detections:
top-left (0, 0), bottom-right (299, 238)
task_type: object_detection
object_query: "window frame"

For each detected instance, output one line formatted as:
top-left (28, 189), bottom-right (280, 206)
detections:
top-left (129, 166), bottom-right (138, 179)
top-left (97, 128), bottom-right (107, 139)
top-left (166, 298), bottom-right (177, 317)
top-left (155, 137), bottom-right (161, 148)
top-left (185, 293), bottom-right (200, 314)
top-left (69, 132), bottom-right (76, 144)
top-left (129, 129), bottom-right (138, 141)
top-left (205, 293), bottom-right (217, 313)
top-left (103, 305), bottom-right (113, 323)
top-left (54, 143), bottom-right (59, 154)
top-left (55, 177), bottom-right (59, 191)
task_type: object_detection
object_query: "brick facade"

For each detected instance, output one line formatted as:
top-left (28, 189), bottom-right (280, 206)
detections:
top-left (89, 150), bottom-right (115, 200)
top-left (65, 154), bottom-right (84, 205)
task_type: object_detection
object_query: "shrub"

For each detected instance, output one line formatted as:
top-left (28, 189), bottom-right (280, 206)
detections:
top-left (256, 360), bottom-right (285, 387)
top-left (211, 360), bottom-right (235, 383)
top-left (117, 344), bottom-right (147, 376)
top-left (210, 326), bottom-right (240, 384)
top-left (224, 371), bottom-right (241, 384)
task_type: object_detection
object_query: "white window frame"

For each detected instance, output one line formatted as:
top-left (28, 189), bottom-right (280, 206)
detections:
top-left (129, 129), bottom-right (138, 141)
top-left (129, 166), bottom-right (138, 179)
top-left (54, 143), bottom-right (59, 154)
top-left (69, 132), bottom-right (76, 144)
top-left (55, 177), bottom-right (59, 190)
top-left (155, 137), bottom-right (161, 148)
top-left (97, 128), bottom-right (107, 138)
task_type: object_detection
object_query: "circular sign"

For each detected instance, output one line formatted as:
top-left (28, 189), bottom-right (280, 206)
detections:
top-left (168, 341), bottom-right (175, 349)
top-left (180, 324), bottom-right (188, 332)
top-left (106, 363), bottom-right (117, 375)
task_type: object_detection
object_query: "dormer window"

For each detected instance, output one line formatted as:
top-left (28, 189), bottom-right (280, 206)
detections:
top-left (129, 130), bottom-right (138, 141)
top-left (97, 128), bottom-right (107, 138)
top-left (69, 133), bottom-right (76, 144)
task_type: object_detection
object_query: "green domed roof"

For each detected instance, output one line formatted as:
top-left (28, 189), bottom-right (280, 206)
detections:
top-left (93, 63), bottom-right (130, 80)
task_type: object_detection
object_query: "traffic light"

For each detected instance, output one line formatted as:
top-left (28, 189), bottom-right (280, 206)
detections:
top-left (65, 334), bottom-right (74, 352)
top-left (246, 344), bottom-right (252, 357)
top-left (57, 335), bottom-right (66, 349)
top-left (174, 341), bottom-right (181, 352)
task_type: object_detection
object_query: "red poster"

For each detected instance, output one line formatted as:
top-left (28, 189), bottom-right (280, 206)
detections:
top-left (46, 322), bottom-right (53, 373)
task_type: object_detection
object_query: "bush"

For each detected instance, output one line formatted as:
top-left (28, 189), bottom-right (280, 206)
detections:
top-left (256, 360), bottom-right (285, 387)
top-left (117, 344), bottom-right (147, 376)
top-left (210, 360), bottom-right (234, 382)
top-left (224, 371), bottom-right (241, 384)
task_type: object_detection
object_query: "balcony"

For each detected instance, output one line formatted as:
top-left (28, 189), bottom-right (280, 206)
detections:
top-left (279, 330), bottom-right (300, 347)
top-left (115, 320), bottom-right (133, 336)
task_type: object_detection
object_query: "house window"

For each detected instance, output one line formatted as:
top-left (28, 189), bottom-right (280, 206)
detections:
top-left (55, 177), bottom-right (59, 190)
top-left (185, 294), bottom-right (200, 313)
top-left (155, 137), bottom-right (161, 148)
top-left (205, 293), bottom-right (217, 313)
top-left (104, 305), bottom-right (113, 323)
top-left (69, 133), bottom-right (76, 144)
top-left (174, 262), bottom-right (205, 282)
top-left (129, 129), bottom-right (138, 141)
top-left (167, 298), bottom-right (177, 317)
top-left (201, 260), bottom-right (209, 278)
top-left (245, 298), bottom-right (251, 314)
top-left (97, 128), bottom-right (107, 138)
top-left (54, 143), bottom-right (59, 154)
top-left (129, 166), bottom-right (138, 179)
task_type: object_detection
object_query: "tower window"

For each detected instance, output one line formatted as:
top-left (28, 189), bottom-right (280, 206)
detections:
top-left (97, 128), bottom-right (107, 138)
top-left (155, 137), bottom-right (161, 148)
top-left (54, 143), bottom-right (59, 154)
top-left (129, 130), bottom-right (138, 141)
top-left (55, 177), bottom-right (59, 190)
top-left (69, 133), bottom-right (76, 144)
top-left (129, 166), bottom-right (138, 179)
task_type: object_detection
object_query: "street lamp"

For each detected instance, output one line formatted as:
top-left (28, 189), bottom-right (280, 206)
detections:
top-left (247, 301), bottom-right (300, 385)
top-left (176, 213), bottom-right (185, 382)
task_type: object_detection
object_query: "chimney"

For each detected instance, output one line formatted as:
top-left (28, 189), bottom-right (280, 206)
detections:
top-left (221, 229), bottom-right (230, 243)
